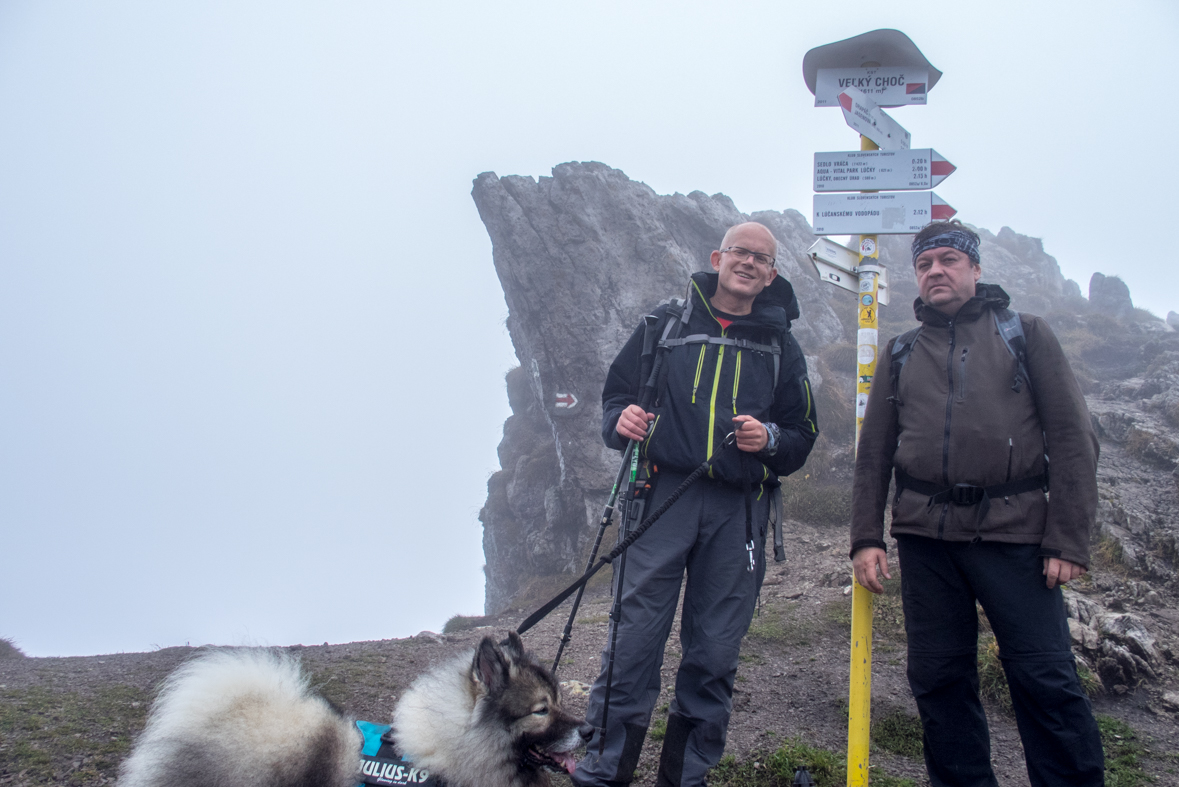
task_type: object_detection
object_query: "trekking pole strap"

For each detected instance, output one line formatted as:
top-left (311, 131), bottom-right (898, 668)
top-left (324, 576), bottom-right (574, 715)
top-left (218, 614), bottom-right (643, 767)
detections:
top-left (740, 452), bottom-right (755, 573)
top-left (771, 486), bottom-right (785, 562)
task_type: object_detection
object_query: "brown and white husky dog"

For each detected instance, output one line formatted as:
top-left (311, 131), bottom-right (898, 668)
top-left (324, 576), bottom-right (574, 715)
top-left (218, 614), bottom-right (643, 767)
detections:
top-left (118, 631), bottom-right (589, 787)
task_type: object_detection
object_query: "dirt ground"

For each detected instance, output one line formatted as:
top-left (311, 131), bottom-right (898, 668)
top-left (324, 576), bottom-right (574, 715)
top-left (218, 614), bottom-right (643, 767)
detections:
top-left (2, 519), bottom-right (1178, 786)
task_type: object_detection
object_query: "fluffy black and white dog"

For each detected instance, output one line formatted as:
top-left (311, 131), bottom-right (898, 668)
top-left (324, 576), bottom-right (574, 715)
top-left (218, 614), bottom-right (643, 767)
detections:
top-left (118, 632), bottom-right (589, 787)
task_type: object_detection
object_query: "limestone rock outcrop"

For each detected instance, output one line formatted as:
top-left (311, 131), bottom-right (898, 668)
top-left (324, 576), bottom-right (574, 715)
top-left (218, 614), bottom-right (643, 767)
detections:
top-left (1090, 272), bottom-right (1135, 320)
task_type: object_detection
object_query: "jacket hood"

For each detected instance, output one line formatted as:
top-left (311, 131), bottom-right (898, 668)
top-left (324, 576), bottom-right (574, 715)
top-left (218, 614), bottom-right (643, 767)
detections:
top-left (689, 271), bottom-right (800, 331)
top-left (913, 282), bottom-right (1010, 325)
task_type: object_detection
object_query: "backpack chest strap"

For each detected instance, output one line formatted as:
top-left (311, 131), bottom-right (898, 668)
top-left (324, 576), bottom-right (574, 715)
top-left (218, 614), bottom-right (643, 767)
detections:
top-left (661, 334), bottom-right (780, 354)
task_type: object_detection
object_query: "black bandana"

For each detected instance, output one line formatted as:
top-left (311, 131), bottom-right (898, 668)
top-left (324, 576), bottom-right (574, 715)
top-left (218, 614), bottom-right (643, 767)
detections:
top-left (912, 230), bottom-right (979, 265)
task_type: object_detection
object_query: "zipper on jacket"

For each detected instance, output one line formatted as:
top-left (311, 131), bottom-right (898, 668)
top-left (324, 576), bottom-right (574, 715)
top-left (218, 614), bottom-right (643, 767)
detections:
top-left (731, 350), bottom-right (742, 413)
top-left (691, 345), bottom-right (707, 403)
top-left (707, 343), bottom-right (727, 464)
top-left (942, 321), bottom-right (956, 487)
top-left (802, 378), bottom-right (816, 435)
top-left (955, 347), bottom-right (969, 403)
top-left (1006, 437), bottom-right (1013, 482)
top-left (938, 321), bottom-right (956, 539)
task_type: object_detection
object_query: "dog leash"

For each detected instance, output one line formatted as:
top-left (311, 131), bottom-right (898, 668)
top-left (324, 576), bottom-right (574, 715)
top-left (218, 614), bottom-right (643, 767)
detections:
top-left (514, 442), bottom-right (719, 637)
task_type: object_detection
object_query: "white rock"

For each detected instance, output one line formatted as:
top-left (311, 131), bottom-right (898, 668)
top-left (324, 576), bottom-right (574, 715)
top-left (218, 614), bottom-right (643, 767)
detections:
top-left (1100, 613), bottom-right (1158, 663)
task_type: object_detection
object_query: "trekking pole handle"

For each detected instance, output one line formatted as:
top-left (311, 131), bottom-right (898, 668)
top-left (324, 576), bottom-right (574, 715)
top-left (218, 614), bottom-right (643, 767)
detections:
top-left (640, 314), bottom-right (659, 358)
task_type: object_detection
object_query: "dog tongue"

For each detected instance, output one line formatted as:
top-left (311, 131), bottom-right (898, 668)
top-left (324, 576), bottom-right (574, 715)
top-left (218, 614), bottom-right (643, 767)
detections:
top-left (557, 752), bottom-right (578, 774)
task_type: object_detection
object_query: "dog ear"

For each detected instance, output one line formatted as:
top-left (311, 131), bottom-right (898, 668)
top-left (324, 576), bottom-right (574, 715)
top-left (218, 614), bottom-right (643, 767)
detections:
top-left (499, 630), bottom-right (526, 664)
top-left (472, 636), bottom-right (510, 694)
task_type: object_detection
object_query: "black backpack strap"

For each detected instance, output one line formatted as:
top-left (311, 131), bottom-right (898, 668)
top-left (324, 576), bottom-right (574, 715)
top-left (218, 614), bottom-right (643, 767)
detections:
top-left (993, 308), bottom-right (1031, 395)
top-left (767, 332), bottom-right (782, 390)
top-left (887, 327), bottom-right (923, 406)
top-left (644, 298), bottom-right (687, 408)
top-left (992, 307), bottom-right (1048, 485)
top-left (660, 335), bottom-right (780, 354)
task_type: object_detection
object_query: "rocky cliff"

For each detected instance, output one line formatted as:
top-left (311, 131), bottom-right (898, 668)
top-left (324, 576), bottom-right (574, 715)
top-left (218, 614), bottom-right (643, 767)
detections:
top-left (472, 162), bottom-right (1179, 692)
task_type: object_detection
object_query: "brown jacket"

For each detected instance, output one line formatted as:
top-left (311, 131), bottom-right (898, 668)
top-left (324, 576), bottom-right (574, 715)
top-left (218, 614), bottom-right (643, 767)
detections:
top-left (851, 284), bottom-right (1098, 567)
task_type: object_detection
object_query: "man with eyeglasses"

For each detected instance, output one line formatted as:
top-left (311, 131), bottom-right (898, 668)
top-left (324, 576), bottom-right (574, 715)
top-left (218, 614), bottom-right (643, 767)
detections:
top-left (575, 222), bottom-right (818, 787)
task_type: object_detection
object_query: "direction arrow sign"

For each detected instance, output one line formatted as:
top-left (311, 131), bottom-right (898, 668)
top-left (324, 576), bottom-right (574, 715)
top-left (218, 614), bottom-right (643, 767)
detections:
top-left (807, 238), bottom-right (891, 305)
top-left (554, 392), bottom-right (578, 409)
top-left (813, 192), bottom-right (956, 235)
top-left (809, 236), bottom-right (860, 275)
top-left (815, 67), bottom-right (929, 108)
top-left (814, 149), bottom-right (955, 192)
top-left (809, 242), bottom-right (858, 295)
top-left (838, 87), bottom-right (910, 150)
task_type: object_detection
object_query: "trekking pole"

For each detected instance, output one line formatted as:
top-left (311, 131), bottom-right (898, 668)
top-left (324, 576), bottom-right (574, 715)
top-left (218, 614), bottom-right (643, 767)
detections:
top-left (551, 315), bottom-right (663, 673)
top-left (597, 420), bottom-right (650, 752)
top-left (598, 467), bottom-right (635, 754)
top-left (549, 443), bottom-right (633, 671)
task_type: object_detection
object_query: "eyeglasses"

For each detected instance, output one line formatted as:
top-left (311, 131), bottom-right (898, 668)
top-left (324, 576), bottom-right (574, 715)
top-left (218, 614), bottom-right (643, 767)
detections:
top-left (720, 246), bottom-right (776, 268)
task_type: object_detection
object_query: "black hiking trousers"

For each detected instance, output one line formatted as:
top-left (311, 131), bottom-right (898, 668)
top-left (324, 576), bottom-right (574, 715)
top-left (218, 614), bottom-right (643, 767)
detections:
top-left (897, 535), bottom-right (1104, 787)
top-left (573, 470), bottom-right (769, 787)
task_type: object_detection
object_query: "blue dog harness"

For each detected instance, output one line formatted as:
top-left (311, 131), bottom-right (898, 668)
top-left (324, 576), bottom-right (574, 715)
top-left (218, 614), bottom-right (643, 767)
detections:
top-left (356, 721), bottom-right (441, 787)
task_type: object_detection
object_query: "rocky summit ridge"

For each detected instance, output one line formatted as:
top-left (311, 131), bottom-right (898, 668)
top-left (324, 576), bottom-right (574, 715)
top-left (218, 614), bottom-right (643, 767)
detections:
top-left (472, 161), bottom-right (1179, 697)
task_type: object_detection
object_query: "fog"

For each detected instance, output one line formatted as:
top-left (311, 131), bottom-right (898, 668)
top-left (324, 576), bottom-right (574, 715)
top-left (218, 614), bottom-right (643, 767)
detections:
top-left (1, 0), bottom-right (1175, 656)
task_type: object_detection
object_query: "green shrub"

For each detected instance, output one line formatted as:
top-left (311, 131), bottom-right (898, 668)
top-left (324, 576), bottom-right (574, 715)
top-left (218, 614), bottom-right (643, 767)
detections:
top-left (977, 636), bottom-right (1012, 713)
top-left (648, 703), bottom-right (670, 742)
top-left (1097, 715), bottom-right (1152, 787)
top-left (710, 738), bottom-right (843, 787)
top-left (1077, 661), bottom-right (1104, 697)
top-left (746, 602), bottom-right (814, 646)
top-left (442, 614), bottom-right (491, 634)
top-left (0, 636), bottom-right (25, 659)
top-left (872, 708), bottom-right (923, 758)
top-left (708, 738), bottom-right (918, 787)
top-left (1093, 533), bottom-right (1132, 574)
top-left (868, 770), bottom-right (919, 787)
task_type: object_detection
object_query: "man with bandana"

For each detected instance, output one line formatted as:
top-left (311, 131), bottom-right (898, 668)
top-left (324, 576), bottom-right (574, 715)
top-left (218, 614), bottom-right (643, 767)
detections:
top-left (850, 220), bottom-right (1104, 786)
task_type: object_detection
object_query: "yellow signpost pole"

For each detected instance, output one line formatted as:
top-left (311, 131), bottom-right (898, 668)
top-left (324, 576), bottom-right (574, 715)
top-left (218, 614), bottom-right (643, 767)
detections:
top-left (801, 31), bottom-right (942, 786)
top-left (846, 133), bottom-right (880, 787)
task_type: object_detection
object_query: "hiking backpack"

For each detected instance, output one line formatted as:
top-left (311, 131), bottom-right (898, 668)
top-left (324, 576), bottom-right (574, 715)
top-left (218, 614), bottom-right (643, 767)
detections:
top-left (887, 308), bottom-right (1030, 405)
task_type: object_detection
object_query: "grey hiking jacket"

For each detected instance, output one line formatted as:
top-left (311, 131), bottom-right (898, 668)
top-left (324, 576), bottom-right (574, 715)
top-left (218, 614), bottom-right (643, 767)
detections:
top-left (850, 283), bottom-right (1099, 567)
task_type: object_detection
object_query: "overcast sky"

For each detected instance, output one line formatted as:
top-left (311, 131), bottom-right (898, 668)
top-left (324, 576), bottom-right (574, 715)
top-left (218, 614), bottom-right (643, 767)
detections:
top-left (2, 1), bottom-right (1176, 657)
